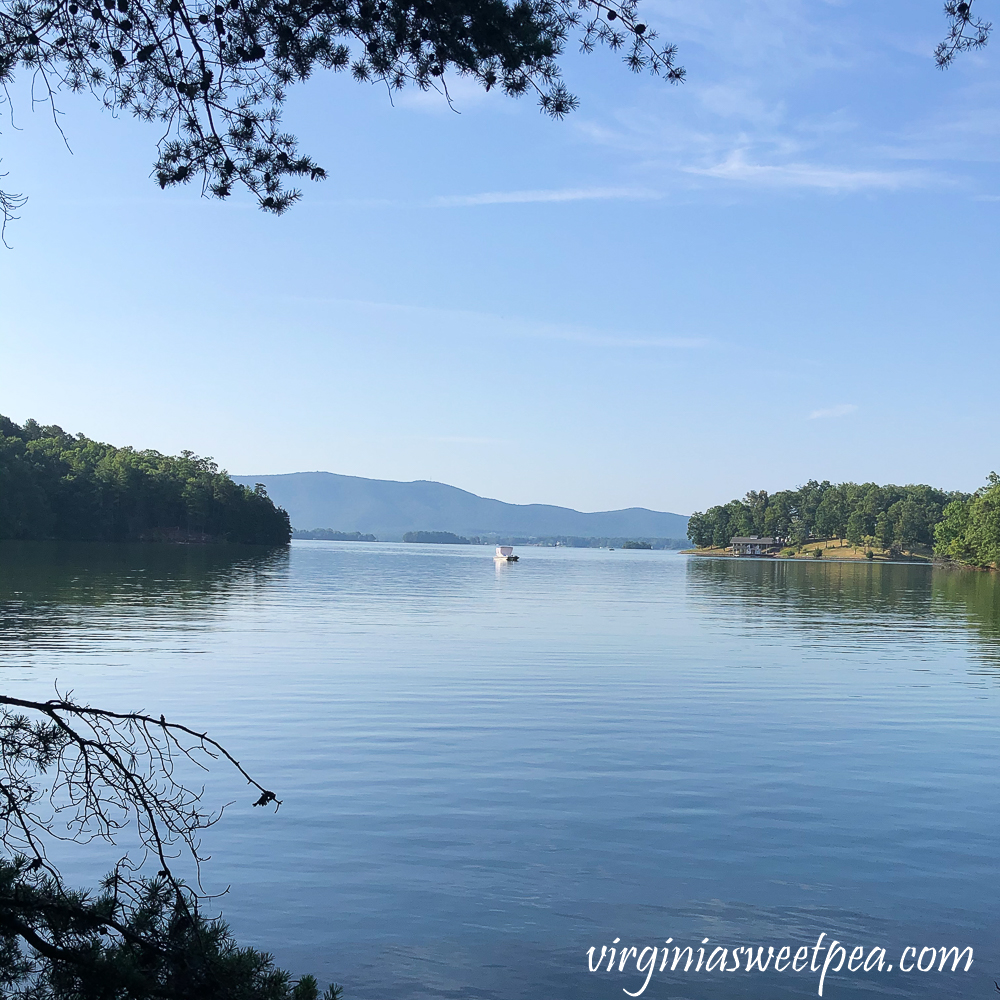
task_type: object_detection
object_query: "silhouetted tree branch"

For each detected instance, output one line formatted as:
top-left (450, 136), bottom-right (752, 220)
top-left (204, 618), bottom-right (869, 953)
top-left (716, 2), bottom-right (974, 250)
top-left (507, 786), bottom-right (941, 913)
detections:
top-left (936, 0), bottom-right (992, 69)
top-left (1, 2), bottom-right (990, 230)
top-left (0, 691), bottom-right (280, 890)
top-left (0, 0), bottom-right (683, 219)
top-left (0, 168), bottom-right (27, 248)
top-left (0, 691), bottom-right (338, 999)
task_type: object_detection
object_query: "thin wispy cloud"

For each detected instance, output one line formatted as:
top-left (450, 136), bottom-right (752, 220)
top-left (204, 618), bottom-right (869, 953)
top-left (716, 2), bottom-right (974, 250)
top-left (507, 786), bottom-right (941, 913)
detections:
top-left (431, 435), bottom-right (508, 445)
top-left (286, 295), bottom-right (712, 350)
top-left (808, 404), bottom-right (858, 420)
top-left (428, 187), bottom-right (660, 207)
top-left (382, 434), bottom-right (510, 446)
top-left (656, 0), bottom-right (859, 77)
top-left (686, 152), bottom-right (930, 192)
top-left (551, 331), bottom-right (708, 348)
top-left (563, 0), bottom-right (994, 199)
top-left (575, 114), bottom-right (942, 197)
top-left (265, 188), bottom-right (662, 211)
top-left (879, 94), bottom-right (1000, 165)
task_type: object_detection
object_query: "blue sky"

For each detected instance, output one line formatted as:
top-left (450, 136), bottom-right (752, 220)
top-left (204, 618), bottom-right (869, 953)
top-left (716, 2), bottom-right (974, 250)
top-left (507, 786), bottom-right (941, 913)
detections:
top-left (2, 0), bottom-right (998, 515)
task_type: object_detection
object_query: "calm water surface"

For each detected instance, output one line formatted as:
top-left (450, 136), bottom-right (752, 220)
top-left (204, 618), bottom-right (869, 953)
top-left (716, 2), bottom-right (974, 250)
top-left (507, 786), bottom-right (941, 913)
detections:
top-left (1, 540), bottom-right (999, 1000)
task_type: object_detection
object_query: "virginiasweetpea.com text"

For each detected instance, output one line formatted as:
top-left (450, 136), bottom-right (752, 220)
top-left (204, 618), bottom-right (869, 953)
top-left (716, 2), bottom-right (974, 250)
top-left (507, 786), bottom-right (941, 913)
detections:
top-left (586, 933), bottom-right (973, 996)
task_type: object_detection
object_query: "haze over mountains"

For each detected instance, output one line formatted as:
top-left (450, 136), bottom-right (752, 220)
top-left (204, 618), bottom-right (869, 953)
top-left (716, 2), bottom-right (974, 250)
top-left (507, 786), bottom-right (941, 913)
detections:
top-left (232, 472), bottom-right (690, 542)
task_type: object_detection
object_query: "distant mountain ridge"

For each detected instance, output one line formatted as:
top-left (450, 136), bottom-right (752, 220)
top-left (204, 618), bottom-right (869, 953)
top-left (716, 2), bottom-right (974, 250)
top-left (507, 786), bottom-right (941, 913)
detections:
top-left (231, 472), bottom-right (689, 542)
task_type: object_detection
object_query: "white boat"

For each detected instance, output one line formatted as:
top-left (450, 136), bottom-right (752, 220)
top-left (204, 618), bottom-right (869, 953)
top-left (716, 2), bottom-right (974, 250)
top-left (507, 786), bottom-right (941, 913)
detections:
top-left (494, 545), bottom-right (519, 562)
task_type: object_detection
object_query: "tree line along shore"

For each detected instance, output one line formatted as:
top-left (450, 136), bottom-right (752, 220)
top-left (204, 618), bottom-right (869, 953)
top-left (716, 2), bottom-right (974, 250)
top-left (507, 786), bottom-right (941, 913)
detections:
top-left (686, 478), bottom-right (1000, 569)
top-left (0, 415), bottom-right (291, 545)
top-left (4, 414), bottom-right (997, 569)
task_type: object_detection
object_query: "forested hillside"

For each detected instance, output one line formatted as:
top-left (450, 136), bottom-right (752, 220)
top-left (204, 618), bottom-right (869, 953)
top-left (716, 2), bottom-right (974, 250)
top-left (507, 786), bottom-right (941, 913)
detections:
top-left (688, 477), bottom-right (1000, 569)
top-left (0, 416), bottom-right (290, 545)
top-left (688, 481), bottom-right (960, 555)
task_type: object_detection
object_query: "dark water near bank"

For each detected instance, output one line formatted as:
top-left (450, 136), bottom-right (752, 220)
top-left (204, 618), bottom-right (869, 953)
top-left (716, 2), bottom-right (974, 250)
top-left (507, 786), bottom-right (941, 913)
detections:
top-left (1, 540), bottom-right (999, 1000)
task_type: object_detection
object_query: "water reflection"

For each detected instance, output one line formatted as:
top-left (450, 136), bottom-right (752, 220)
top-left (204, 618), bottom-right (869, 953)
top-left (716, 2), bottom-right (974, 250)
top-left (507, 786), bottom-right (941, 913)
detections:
top-left (3, 543), bottom-right (1000, 1000)
top-left (0, 540), bottom-right (288, 653)
top-left (685, 556), bottom-right (935, 617)
top-left (685, 556), bottom-right (1000, 665)
top-left (932, 566), bottom-right (1000, 634)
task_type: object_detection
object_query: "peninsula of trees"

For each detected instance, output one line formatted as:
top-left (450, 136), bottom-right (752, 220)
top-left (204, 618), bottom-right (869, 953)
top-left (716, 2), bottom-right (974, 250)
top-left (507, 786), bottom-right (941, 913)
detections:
top-left (403, 531), bottom-right (474, 544)
top-left (0, 415), bottom-right (291, 545)
top-left (687, 477), bottom-right (1000, 569)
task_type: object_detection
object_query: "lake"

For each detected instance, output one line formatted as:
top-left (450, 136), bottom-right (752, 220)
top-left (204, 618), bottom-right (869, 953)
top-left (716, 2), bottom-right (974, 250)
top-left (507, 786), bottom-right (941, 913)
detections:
top-left (1, 540), bottom-right (999, 999)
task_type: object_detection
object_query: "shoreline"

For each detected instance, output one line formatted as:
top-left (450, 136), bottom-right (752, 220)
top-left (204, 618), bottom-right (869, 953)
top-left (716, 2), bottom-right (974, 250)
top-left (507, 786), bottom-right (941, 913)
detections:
top-left (681, 540), bottom-right (933, 564)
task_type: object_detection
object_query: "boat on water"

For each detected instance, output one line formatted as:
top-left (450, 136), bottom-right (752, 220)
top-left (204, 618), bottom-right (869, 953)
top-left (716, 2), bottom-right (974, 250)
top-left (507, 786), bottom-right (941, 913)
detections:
top-left (494, 545), bottom-right (519, 562)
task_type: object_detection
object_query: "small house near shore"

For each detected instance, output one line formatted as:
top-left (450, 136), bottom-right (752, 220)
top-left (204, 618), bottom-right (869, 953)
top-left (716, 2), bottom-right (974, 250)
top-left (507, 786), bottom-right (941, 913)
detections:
top-left (730, 536), bottom-right (782, 557)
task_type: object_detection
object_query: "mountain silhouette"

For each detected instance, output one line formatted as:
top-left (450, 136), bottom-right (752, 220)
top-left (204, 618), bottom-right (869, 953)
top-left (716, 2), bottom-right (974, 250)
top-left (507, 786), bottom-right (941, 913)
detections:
top-left (231, 472), bottom-right (689, 541)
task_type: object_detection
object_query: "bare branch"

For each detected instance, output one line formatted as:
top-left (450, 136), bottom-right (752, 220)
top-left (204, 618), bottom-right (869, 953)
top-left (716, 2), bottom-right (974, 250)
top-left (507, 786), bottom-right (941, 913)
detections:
top-left (0, 165), bottom-right (26, 247)
top-left (0, 689), bottom-right (279, 905)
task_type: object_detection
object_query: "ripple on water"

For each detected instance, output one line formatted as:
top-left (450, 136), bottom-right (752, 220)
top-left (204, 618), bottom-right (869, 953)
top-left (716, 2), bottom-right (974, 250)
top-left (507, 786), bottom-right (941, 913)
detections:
top-left (1, 541), bottom-right (998, 999)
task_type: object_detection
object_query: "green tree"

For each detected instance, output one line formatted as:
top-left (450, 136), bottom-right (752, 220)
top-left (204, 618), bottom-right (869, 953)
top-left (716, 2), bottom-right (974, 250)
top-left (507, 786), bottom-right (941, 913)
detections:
top-left (686, 511), bottom-right (711, 548)
top-left (743, 490), bottom-right (768, 536)
top-left (846, 508), bottom-right (867, 549)
top-left (799, 480), bottom-right (833, 536)
top-left (0, 860), bottom-right (341, 999)
top-left (814, 487), bottom-right (848, 544)
top-left (763, 491), bottom-right (795, 539)
top-left (709, 507), bottom-right (733, 549)
top-left (875, 509), bottom-right (895, 552)
top-left (894, 498), bottom-right (927, 554)
top-left (722, 499), bottom-right (750, 540)
top-left (935, 474), bottom-right (1000, 569)
top-left (935, 497), bottom-right (972, 561)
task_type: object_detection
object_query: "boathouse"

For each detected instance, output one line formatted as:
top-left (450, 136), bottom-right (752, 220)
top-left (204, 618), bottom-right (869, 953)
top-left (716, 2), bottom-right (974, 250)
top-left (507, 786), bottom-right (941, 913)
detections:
top-left (730, 536), bottom-right (781, 557)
